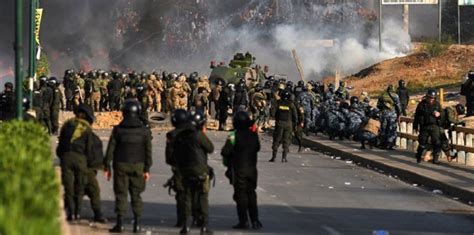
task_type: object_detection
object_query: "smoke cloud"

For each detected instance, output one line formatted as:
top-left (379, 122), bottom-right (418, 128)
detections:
top-left (4, 0), bottom-right (470, 84)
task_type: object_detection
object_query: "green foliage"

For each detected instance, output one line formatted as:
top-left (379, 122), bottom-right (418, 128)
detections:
top-left (0, 121), bottom-right (60, 235)
top-left (36, 52), bottom-right (50, 77)
top-left (423, 39), bottom-right (451, 58)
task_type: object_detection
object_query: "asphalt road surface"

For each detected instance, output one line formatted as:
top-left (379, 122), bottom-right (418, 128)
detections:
top-left (62, 130), bottom-right (474, 235)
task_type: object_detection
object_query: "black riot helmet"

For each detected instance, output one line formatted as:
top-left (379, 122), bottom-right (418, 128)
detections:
top-left (4, 82), bottom-right (13, 90)
top-left (468, 70), bottom-right (474, 79)
top-left (339, 80), bottom-right (345, 87)
top-left (233, 111), bottom-right (252, 130)
top-left (22, 96), bottom-right (30, 111)
top-left (286, 81), bottom-right (293, 88)
top-left (456, 104), bottom-right (465, 115)
top-left (350, 96), bottom-right (359, 106)
top-left (74, 103), bottom-right (95, 124)
top-left (122, 99), bottom-right (142, 119)
top-left (426, 89), bottom-right (437, 99)
top-left (188, 110), bottom-right (207, 129)
top-left (171, 109), bottom-right (189, 127)
top-left (399, 79), bottom-right (406, 88)
top-left (39, 76), bottom-right (48, 86)
top-left (48, 77), bottom-right (58, 87)
top-left (297, 80), bottom-right (305, 87)
top-left (281, 89), bottom-right (291, 100)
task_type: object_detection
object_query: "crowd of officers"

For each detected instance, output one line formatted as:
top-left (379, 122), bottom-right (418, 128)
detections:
top-left (55, 98), bottom-right (262, 234)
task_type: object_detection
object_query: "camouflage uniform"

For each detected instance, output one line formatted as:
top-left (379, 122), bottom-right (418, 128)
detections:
top-left (377, 87), bottom-right (401, 149)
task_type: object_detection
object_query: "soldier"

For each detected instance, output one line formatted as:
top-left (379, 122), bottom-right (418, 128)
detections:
top-left (250, 85), bottom-right (268, 132)
top-left (63, 69), bottom-right (76, 111)
top-left (32, 82), bottom-right (43, 123)
top-left (218, 83), bottom-right (235, 131)
top-left (296, 85), bottom-right (314, 135)
top-left (171, 80), bottom-right (188, 111)
top-left (325, 83), bottom-right (336, 101)
top-left (441, 104), bottom-right (466, 162)
top-left (166, 109), bottom-right (190, 227)
top-left (377, 85), bottom-right (401, 150)
top-left (344, 96), bottom-right (365, 140)
top-left (397, 80), bottom-right (409, 116)
top-left (136, 84), bottom-right (150, 126)
top-left (269, 90), bottom-right (299, 163)
top-left (167, 110), bottom-right (214, 234)
top-left (210, 80), bottom-right (223, 119)
top-left (0, 82), bottom-right (15, 121)
top-left (73, 72), bottom-right (86, 107)
top-left (221, 111), bottom-right (263, 230)
top-left (49, 77), bottom-right (64, 135)
top-left (108, 73), bottom-right (123, 111)
top-left (335, 81), bottom-right (350, 101)
top-left (233, 82), bottom-right (249, 113)
top-left (148, 73), bottom-right (165, 112)
top-left (193, 87), bottom-right (210, 115)
top-left (461, 71), bottom-right (474, 116)
top-left (413, 89), bottom-right (444, 164)
top-left (357, 109), bottom-right (381, 149)
top-left (56, 103), bottom-right (95, 221)
top-left (39, 76), bottom-right (54, 134)
top-left (104, 99), bottom-right (153, 233)
top-left (90, 74), bottom-right (102, 112)
top-left (99, 72), bottom-right (110, 111)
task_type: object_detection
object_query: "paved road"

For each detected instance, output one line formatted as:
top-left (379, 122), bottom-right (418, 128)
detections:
top-left (65, 130), bottom-right (474, 235)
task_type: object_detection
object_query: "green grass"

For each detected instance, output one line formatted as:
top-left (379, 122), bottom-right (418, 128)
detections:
top-left (0, 121), bottom-right (60, 235)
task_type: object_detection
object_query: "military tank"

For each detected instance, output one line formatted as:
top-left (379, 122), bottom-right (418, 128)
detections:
top-left (209, 52), bottom-right (267, 86)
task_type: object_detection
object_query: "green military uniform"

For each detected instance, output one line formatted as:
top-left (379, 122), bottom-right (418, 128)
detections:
top-left (221, 126), bottom-right (262, 229)
top-left (168, 123), bottom-right (214, 232)
top-left (440, 106), bottom-right (465, 159)
top-left (294, 105), bottom-right (305, 152)
top-left (104, 117), bottom-right (152, 221)
top-left (270, 99), bottom-right (298, 162)
top-left (56, 118), bottom-right (93, 220)
top-left (413, 98), bottom-right (444, 163)
top-left (84, 132), bottom-right (106, 222)
top-left (91, 78), bottom-right (101, 111)
top-left (51, 85), bottom-right (64, 135)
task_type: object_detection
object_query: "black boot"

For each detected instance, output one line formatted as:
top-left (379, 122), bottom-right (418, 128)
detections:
top-left (109, 216), bottom-right (124, 233)
top-left (180, 226), bottom-right (190, 234)
top-left (93, 214), bottom-right (108, 224)
top-left (251, 220), bottom-right (263, 230)
top-left (360, 141), bottom-right (366, 149)
top-left (66, 212), bottom-right (74, 222)
top-left (200, 226), bottom-right (213, 235)
top-left (233, 222), bottom-right (249, 229)
top-left (281, 151), bottom-right (288, 163)
top-left (415, 147), bottom-right (424, 163)
top-left (432, 151), bottom-right (441, 164)
top-left (133, 216), bottom-right (142, 233)
top-left (269, 150), bottom-right (277, 162)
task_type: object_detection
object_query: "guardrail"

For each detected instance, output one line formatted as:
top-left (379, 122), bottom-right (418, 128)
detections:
top-left (396, 117), bottom-right (474, 166)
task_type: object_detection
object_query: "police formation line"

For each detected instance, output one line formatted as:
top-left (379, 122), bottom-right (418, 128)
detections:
top-left (56, 101), bottom-right (261, 234)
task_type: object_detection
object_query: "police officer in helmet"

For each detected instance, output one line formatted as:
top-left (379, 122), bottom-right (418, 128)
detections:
top-left (104, 99), bottom-right (153, 233)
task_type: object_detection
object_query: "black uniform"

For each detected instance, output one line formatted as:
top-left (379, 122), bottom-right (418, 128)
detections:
top-left (0, 90), bottom-right (15, 121)
top-left (413, 98), bottom-right (444, 164)
top-left (168, 123), bottom-right (214, 233)
top-left (461, 76), bottom-right (474, 117)
top-left (271, 99), bottom-right (298, 162)
top-left (40, 84), bottom-right (54, 133)
top-left (218, 86), bottom-right (234, 131)
top-left (221, 127), bottom-right (262, 229)
top-left (51, 85), bottom-right (64, 134)
top-left (397, 85), bottom-right (410, 116)
top-left (108, 78), bottom-right (122, 111)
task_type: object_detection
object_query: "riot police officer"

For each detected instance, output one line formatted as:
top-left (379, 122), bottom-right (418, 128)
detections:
top-left (397, 80), bottom-right (410, 116)
top-left (413, 89), bottom-right (444, 164)
top-left (167, 109), bottom-right (214, 234)
top-left (165, 109), bottom-right (190, 227)
top-left (104, 99), bottom-right (153, 233)
top-left (461, 71), bottom-right (474, 116)
top-left (49, 77), bottom-right (64, 135)
top-left (39, 76), bottom-right (54, 133)
top-left (270, 90), bottom-right (299, 163)
top-left (221, 111), bottom-right (263, 230)
top-left (56, 103), bottom-right (95, 221)
top-left (0, 82), bottom-right (15, 120)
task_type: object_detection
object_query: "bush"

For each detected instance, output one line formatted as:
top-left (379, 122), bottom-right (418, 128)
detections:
top-left (423, 39), bottom-right (451, 58)
top-left (0, 121), bottom-right (60, 235)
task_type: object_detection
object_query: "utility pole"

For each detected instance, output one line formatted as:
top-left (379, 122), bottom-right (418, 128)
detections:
top-left (379, 0), bottom-right (383, 51)
top-left (15, 0), bottom-right (24, 120)
top-left (438, 0), bottom-right (442, 42)
top-left (28, 0), bottom-right (37, 105)
top-left (457, 4), bottom-right (461, 44)
top-left (403, 4), bottom-right (409, 35)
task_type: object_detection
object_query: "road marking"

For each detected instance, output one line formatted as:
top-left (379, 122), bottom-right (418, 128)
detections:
top-left (321, 225), bottom-right (342, 235)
